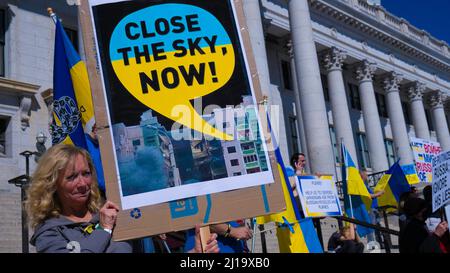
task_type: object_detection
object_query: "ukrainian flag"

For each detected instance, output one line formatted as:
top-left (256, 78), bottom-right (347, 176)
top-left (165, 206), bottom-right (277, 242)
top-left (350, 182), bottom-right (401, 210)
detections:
top-left (276, 217), bottom-right (324, 254)
top-left (341, 143), bottom-right (373, 237)
top-left (401, 163), bottom-right (420, 185)
top-left (374, 160), bottom-right (411, 212)
top-left (418, 154), bottom-right (424, 161)
top-left (50, 15), bottom-right (95, 147)
top-left (256, 116), bottom-right (323, 253)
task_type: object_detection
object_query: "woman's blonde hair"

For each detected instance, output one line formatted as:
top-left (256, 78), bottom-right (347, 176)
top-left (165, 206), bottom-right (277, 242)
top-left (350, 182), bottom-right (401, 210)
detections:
top-left (25, 144), bottom-right (102, 228)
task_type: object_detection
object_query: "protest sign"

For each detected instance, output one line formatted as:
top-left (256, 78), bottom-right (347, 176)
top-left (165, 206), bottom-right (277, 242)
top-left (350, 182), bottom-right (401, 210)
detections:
top-left (432, 150), bottom-right (450, 212)
top-left (295, 175), bottom-right (342, 217)
top-left (410, 137), bottom-right (442, 183)
top-left (79, 0), bottom-right (284, 240)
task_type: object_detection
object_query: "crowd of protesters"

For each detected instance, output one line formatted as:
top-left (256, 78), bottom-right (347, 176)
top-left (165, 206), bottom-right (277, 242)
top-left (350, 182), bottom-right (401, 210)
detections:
top-left (25, 143), bottom-right (449, 253)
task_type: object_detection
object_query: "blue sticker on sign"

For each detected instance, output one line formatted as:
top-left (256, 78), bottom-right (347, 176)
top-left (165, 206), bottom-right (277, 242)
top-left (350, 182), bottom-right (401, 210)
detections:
top-left (170, 197), bottom-right (199, 219)
top-left (130, 208), bottom-right (142, 219)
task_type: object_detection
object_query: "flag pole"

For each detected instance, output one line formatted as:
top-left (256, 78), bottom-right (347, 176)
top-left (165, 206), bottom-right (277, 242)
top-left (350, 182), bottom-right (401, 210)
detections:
top-left (250, 218), bottom-right (257, 253)
top-left (162, 240), bottom-right (172, 253)
top-left (47, 7), bottom-right (58, 23)
top-left (341, 139), bottom-right (354, 219)
top-left (349, 190), bottom-right (355, 218)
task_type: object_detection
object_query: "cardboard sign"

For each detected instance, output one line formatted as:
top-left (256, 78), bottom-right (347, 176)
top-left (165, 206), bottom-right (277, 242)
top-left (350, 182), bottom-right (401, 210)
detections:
top-left (432, 150), bottom-right (450, 212)
top-left (79, 0), bottom-right (284, 240)
top-left (295, 175), bottom-right (342, 217)
top-left (410, 137), bottom-right (442, 183)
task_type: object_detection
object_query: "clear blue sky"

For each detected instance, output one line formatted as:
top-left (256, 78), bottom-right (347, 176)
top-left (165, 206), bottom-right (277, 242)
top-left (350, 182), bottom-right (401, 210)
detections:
top-left (381, 0), bottom-right (450, 45)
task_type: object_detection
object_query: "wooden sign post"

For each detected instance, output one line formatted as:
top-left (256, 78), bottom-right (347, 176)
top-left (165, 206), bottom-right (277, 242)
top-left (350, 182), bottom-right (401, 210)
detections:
top-left (199, 226), bottom-right (211, 253)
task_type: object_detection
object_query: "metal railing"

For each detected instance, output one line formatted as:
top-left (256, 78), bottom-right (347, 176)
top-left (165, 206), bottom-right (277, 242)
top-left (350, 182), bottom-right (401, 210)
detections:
top-left (335, 170), bottom-right (387, 199)
top-left (256, 170), bottom-right (402, 253)
top-left (334, 170), bottom-right (402, 253)
top-left (257, 204), bottom-right (400, 253)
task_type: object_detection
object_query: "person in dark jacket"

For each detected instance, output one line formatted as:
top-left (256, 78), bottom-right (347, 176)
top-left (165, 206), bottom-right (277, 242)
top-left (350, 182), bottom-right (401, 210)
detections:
top-left (26, 144), bottom-right (219, 253)
top-left (327, 223), bottom-right (364, 253)
top-left (399, 197), bottom-right (448, 253)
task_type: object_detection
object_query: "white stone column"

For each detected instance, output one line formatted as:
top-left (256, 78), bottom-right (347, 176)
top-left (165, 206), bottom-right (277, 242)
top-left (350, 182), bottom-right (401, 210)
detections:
top-left (429, 91), bottom-right (450, 151)
top-left (355, 61), bottom-right (389, 172)
top-left (243, 0), bottom-right (290, 162)
top-left (322, 47), bottom-right (358, 167)
top-left (407, 82), bottom-right (430, 140)
top-left (286, 0), bottom-right (336, 174)
top-left (383, 72), bottom-right (414, 166)
top-left (243, 0), bottom-right (271, 96)
top-left (287, 40), bottom-right (309, 170)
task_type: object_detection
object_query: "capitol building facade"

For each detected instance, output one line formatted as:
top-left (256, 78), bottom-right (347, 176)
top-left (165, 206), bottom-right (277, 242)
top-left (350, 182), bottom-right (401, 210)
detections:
top-left (0, 0), bottom-right (449, 252)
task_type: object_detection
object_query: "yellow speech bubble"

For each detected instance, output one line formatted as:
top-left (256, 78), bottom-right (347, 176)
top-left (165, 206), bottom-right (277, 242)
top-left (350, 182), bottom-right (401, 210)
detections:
top-left (109, 4), bottom-right (235, 140)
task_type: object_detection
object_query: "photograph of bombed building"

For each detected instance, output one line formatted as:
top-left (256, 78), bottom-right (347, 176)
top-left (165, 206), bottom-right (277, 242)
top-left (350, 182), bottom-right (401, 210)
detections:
top-left (112, 96), bottom-right (268, 197)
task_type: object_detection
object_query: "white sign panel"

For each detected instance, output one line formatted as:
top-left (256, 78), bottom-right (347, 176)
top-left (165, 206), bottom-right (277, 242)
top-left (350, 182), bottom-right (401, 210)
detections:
top-left (410, 137), bottom-right (442, 183)
top-left (432, 150), bottom-right (450, 212)
top-left (88, 0), bottom-right (275, 209)
top-left (295, 176), bottom-right (342, 217)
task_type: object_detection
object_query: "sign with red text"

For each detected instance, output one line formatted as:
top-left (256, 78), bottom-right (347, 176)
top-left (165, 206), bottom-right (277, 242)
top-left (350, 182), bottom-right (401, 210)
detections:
top-left (410, 137), bottom-right (442, 183)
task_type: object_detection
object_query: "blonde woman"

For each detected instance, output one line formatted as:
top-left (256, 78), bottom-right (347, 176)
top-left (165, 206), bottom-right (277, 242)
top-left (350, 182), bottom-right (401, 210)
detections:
top-left (26, 144), bottom-right (219, 253)
top-left (26, 144), bottom-right (133, 253)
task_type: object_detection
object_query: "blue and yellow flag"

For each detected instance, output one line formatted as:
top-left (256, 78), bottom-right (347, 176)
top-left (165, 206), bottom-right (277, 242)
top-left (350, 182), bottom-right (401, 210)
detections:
top-left (374, 160), bottom-right (411, 212)
top-left (276, 217), bottom-right (323, 254)
top-left (341, 143), bottom-right (373, 237)
top-left (256, 116), bottom-right (323, 253)
top-left (50, 16), bottom-right (95, 147)
top-left (401, 164), bottom-right (420, 185)
top-left (255, 150), bottom-right (299, 225)
top-left (50, 14), bottom-right (106, 193)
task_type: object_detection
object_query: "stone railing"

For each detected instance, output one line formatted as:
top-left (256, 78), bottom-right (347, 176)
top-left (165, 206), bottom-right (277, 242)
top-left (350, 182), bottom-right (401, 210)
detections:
top-left (336, 0), bottom-right (450, 58)
top-left (408, 25), bottom-right (424, 42)
top-left (383, 11), bottom-right (402, 31)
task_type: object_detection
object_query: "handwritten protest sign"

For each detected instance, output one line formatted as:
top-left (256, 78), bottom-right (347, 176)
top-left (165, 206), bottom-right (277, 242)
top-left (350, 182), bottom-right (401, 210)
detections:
top-left (432, 150), bottom-right (450, 212)
top-left (410, 137), bottom-right (442, 183)
top-left (295, 175), bottom-right (342, 217)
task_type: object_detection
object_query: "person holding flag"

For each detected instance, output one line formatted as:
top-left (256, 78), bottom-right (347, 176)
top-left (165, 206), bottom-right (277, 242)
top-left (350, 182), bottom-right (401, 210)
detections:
top-left (360, 170), bottom-right (384, 244)
top-left (374, 160), bottom-right (419, 234)
top-left (373, 160), bottom-right (412, 213)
